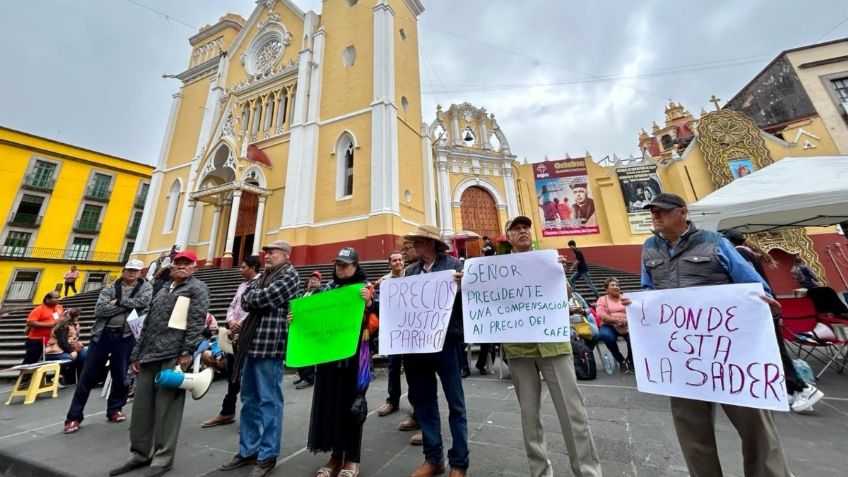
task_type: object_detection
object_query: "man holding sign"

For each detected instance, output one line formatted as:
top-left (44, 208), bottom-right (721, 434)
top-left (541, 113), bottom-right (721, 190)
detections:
top-left (498, 216), bottom-right (602, 477)
top-left (639, 193), bottom-right (792, 477)
top-left (402, 225), bottom-right (468, 477)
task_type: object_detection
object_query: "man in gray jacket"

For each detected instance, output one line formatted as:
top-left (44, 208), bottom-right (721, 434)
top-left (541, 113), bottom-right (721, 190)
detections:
top-left (110, 250), bottom-right (209, 477)
top-left (64, 259), bottom-right (152, 434)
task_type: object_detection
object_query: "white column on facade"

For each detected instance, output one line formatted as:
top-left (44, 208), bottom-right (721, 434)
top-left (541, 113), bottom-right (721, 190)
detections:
top-left (281, 12), bottom-right (319, 228)
top-left (223, 190), bottom-right (242, 258)
top-left (503, 165), bottom-right (520, 218)
top-left (450, 112), bottom-right (461, 146)
top-left (370, 0), bottom-right (400, 215)
top-left (436, 159), bottom-right (454, 235)
top-left (175, 158), bottom-right (201, 249)
top-left (421, 122), bottom-right (437, 225)
top-left (479, 117), bottom-right (491, 150)
top-left (205, 205), bottom-right (223, 265)
top-left (133, 91), bottom-right (182, 255)
top-left (252, 196), bottom-right (266, 255)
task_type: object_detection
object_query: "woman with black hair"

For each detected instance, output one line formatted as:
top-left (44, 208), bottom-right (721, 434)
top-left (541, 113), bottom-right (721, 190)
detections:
top-left (306, 247), bottom-right (375, 477)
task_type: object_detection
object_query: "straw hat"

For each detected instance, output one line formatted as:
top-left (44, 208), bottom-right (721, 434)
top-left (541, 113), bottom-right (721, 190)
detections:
top-left (403, 224), bottom-right (449, 251)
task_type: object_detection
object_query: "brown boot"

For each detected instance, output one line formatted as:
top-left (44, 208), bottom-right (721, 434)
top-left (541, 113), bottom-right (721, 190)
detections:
top-left (399, 417), bottom-right (420, 431)
top-left (202, 414), bottom-right (235, 428)
top-left (409, 432), bottom-right (423, 446)
top-left (410, 460), bottom-right (445, 477)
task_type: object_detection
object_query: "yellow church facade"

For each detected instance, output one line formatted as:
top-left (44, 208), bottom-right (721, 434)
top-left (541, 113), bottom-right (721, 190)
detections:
top-left (0, 127), bottom-right (152, 304)
top-left (134, 0), bottom-right (429, 267)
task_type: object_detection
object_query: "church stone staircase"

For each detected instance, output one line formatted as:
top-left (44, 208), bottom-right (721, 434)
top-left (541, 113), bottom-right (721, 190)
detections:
top-left (0, 260), bottom-right (639, 379)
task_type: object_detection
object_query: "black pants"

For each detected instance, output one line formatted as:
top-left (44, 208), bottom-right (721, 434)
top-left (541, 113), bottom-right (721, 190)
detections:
top-left (774, 319), bottom-right (807, 394)
top-left (297, 365), bottom-right (316, 384)
top-left (23, 339), bottom-right (44, 364)
top-left (220, 352), bottom-right (242, 416)
top-left (64, 281), bottom-right (77, 296)
top-left (386, 354), bottom-right (415, 408)
top-left (66, 331), bottom-right (135, 422)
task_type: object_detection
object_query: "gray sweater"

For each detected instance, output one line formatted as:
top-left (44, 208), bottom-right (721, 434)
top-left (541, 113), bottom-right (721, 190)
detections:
top-left (130, 275), bottom-right (209, 364)
top-left (92, 279), bottom-right (153, 341)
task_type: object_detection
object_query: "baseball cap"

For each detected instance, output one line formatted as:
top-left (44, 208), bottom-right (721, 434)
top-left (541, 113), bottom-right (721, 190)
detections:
top-left (310, 271), bottom-right (323, 279)
top-left (643, 192), bottom-right (687, 210)
top-left (173, 250), bottom-right (198, 263)
top-left (334, 247), bottom-right (359, 264)
top-left (124, 259), bottom-right (144, 270)
top-left (505, 215), bottom-right (532, 232)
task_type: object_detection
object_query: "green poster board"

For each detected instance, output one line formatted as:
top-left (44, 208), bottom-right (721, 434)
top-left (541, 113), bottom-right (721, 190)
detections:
top-left (285, 283), bottom-right (366, 367)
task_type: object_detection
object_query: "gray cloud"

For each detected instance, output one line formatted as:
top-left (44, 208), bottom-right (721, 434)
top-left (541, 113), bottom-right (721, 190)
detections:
top-left (1, 0), bottom-right (845, 165)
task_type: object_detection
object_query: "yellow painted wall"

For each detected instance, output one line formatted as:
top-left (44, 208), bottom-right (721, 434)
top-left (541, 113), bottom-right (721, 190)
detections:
top-left (0, 128), bottom-right (152, 303)
top-left (318, 0), bottom-right (375, 118)
top-left (313, 115), bottom-right (372, 222)
top-left (785, 41), bottom-right (848, 154)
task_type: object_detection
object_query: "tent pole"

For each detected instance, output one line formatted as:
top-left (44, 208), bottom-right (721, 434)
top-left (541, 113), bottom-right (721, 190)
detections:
top-left (826, 245), bottom-right (848, 290)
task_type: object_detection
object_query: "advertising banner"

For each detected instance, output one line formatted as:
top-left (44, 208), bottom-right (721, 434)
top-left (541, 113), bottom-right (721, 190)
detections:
top-left (533, 158), bottom-right (599, 236)
top-left (617, 164), bottom-right (663, 234)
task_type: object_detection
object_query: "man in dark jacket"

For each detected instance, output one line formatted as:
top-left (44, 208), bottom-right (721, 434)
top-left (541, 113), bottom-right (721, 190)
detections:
top-left (64, 259), bottom-right (152, 434)
top-left (641, 193), bottom-right (791, 477)
top-left (111, 250), bottom-right (209, 477)
top-left (402, 225), bottom-right (468, 477)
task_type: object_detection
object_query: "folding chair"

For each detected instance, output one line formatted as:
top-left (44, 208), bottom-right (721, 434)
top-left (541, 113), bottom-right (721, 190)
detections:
top-left (780, 297), bottom-right (848, 378)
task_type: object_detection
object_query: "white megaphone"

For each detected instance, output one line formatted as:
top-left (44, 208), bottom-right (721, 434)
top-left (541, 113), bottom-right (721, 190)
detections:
top-left (154, 366), bottom-right (213, 400)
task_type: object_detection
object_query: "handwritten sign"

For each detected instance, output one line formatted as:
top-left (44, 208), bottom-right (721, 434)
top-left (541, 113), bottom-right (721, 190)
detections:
top-left (626, 283), bottom-right (788, 411)
top-left (461, 250), bottom-right (570, 343)
top-left (285, 284), bottom-right (365, 367)
top-left (127, 310), bottom-right (145, 340)
top-left (378, 270), bottom-right (456, 355)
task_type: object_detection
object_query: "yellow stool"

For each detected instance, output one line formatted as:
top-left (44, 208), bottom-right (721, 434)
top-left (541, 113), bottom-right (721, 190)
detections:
top-left (5, 362), bottom-right (61, 405)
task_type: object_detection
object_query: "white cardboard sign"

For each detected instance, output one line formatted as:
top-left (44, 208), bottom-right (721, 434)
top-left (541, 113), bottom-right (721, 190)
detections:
top-left (461, 249), bottom-right (570, 344)
top-left (626, 283), bottom-right (789, 411)
top-left (378, 270), bottom-right (457, 355)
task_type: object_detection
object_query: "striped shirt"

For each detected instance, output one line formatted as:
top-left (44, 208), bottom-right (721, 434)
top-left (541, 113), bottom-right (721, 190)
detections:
top-left (240, 262), bottom-right (300, 359)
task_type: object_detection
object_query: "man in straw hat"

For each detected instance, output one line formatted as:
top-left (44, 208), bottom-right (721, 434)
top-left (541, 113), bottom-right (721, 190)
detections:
top-left (402, 225), bottom-right (469, 477)
top-left (219, 240), bottom-right (300, 477)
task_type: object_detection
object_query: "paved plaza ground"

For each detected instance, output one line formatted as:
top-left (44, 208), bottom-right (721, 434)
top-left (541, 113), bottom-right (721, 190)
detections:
top-left (0, 363), bottom-right (846, 477)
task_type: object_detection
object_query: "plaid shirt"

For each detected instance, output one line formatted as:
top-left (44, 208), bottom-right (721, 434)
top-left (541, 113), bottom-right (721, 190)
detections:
top-left (240, 262), bottom-right (300, 359)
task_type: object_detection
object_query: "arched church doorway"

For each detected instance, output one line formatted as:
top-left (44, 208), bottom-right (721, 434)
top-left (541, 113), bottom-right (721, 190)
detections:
top-left (232, 191), bottom-right (258, 265)
top-left (460, 186), bottom-right (500, 257)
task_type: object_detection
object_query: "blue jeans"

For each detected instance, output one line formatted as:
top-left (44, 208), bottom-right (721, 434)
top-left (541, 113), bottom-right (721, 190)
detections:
top-left (598, 325), bottom-right (631, 364)
top-left (569, 270), bottom-right (599, 298)
top-left (66, 330), bottom-right (134, 422)
top-left (405, 343), bottom-right (469, 470)
top-left (239, 356), bottom-right (284, 461)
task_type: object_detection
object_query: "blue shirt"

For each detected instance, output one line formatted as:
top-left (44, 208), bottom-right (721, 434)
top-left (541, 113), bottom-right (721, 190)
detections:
top-left (641, 233), bottom-right (773, 297)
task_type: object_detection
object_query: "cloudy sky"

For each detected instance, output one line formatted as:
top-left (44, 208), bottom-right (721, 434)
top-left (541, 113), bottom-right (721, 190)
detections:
top-left (2, 0), bottom-right (847, 165)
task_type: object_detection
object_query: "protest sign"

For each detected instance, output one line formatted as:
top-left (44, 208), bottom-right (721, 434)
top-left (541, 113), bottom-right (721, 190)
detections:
top-left (378, 270), bottom-right (456, 355)
top-left (285, 283), bottom-right (365, 367)
top-left (626, 283), bottom-right (788, 411)
top-left (127, 310), bottom-right (145, 340)
top-left (461, 249), bottom-right (570, 343)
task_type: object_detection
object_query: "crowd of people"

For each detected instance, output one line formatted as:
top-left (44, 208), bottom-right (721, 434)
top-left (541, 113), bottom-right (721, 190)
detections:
top-left (15, 191), bottom-right (839, 477)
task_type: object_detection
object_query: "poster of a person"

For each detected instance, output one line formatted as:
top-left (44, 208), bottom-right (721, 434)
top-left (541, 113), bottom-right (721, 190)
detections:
top-left (728, 158), bottom-right (755, 180)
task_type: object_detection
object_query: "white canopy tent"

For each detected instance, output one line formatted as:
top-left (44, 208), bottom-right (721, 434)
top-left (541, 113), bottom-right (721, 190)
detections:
top-left (688, 156), bottom-right (848, 232)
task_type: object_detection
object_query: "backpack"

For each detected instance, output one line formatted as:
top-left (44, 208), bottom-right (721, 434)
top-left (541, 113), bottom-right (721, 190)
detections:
top-left (572, 338), bottom-right (597, 380)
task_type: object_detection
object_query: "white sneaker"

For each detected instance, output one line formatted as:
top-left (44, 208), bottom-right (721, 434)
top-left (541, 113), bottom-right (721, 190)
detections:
top-left (787, 393), bottom-right (795, 406)
top-left (791, 385), bottom-right (824, 412)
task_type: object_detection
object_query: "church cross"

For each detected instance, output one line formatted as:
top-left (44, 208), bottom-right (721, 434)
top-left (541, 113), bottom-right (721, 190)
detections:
top-left (709, 95), bottom-right (722, 111)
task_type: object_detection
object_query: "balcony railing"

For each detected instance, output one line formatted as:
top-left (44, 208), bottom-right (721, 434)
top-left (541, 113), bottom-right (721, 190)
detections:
top-left (7, 212), bottom-right (42, 227)
top-left (22, 174), bottom-right (56, 191)
top-left (134, 194), bottom-right (148, 208)
top-left (126, 223), bottom-right (140, 238)
top-left (0, 246), bottom-right (122, 263)
top-left (73, 219), bottom-right (102, 234)
top-left (84, 185), bottom-right (112, 202)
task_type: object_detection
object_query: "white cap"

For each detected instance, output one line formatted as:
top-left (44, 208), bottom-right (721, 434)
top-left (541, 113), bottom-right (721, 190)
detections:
top-left (124, 259), bottom-right (144, 270)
